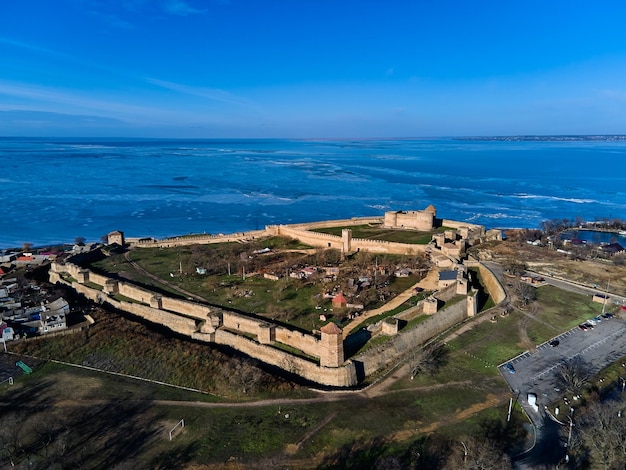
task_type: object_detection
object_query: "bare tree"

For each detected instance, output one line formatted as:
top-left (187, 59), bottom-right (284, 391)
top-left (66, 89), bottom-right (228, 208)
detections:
top-left (502, 260), bottom-right (527, 277)
top-left (444, 436), bottom-right (512, 470)
top-left (410, 342), bottom-right (449, 379)
top-left (227, 357), bottom-right (264, 394)
top-left (555, 357), bottom-right (591, 395)
top-left (574, 398), bottom-right (626, 469)
top-left (515, 280), bottom-right (536, 308)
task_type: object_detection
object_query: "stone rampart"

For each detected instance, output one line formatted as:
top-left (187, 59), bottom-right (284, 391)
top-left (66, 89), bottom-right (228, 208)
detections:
top-left (51, 273), bottom-right (199, 336)
top-left (274, 327), bottom-right (320, 357)
top-left (214, 329), bottom-right (357, 387)
top-left (222, 310), bottom-right (265, 336)
top-left (354, 302), bottom-right (467, 377)
top-left (351, 237), bottom-right (427, 255)
top-left (274, 226), bottom-right (344, 250)
top-left (117, 282), bottom-right (153, 304)
top-left (132, 230), bottom-right (268, 248)
top-left (477, 263), bottom-right (506, 305)
top-left (111, 299), bottom-right (198, 335)
top-left (434, 282), bottom-right (460, 302)
top-left (222, 310), bottom-right (321, 357)
top-left (283, 217), bottom-right (382, 231)
top-left (160, 297), bottom-right (212, 319)
top-left (272, 226), bottom-right (429, 255)
top-left (441, 219), bottom-right (485, 236)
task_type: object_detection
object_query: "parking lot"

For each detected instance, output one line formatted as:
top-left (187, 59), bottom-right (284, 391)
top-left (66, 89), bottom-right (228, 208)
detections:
top-left (499, 316), bottom-right (626, 420)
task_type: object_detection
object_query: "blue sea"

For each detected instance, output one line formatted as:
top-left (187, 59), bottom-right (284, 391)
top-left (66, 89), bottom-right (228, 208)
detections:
top-left (2, 137), bottom-right (626, 249)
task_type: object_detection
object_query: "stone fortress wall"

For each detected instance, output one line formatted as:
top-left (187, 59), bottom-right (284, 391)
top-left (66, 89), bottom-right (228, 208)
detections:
top-left (57, 207), bottom-right (504, 388)
top-left (50, 261), bottom-right (359, 387)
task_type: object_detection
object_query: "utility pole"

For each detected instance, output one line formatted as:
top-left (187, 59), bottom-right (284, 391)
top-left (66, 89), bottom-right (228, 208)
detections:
top-left (507, 397), bottom-right (513, 422)
top-left (602, 279), bottom-right (610, 315)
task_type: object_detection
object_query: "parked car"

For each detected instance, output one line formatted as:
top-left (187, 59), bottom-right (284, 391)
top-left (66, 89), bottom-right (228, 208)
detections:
top-left (549, 340), bottom-right (560, 347)
top-left (602, 313), bottom-right (614, 319)
top-left (504, 363), bottom-right (515, 374)
top-left (579, 324), bottom-right (589, 331)
top-left (587, 318), bottom-right (597, 326)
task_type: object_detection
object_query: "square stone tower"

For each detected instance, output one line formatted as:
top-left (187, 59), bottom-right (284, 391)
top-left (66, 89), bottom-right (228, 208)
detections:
top-left (319, 322), bottom-right (344, 367)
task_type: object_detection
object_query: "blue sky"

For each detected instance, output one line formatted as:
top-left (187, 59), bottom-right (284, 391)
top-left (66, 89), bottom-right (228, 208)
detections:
top-left (2, 1), bottom-right (626, 137)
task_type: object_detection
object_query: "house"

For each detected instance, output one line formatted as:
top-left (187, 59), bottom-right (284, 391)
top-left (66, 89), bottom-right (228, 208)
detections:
top-left (19, 298), bottom-right (69, 335)
top-left (600, 242), bottom-right (625, 256)
top-left (325, 267), bottom-right (339, 277)
top-left (0, 253), bottom-right (17, 263)
top-left (0, 322), bottom-right (14, 341)
top-left (332, 293), bottom-right (348, 308)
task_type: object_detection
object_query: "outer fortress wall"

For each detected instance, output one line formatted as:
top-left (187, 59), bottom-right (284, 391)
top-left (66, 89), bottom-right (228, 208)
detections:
top-left (50, 261), bottom-right (357, 387)
top-left (131, 229), bottom-right (268, 248)
top-left (355, 302), bottom-right (467, 377)
top-left (213, 329), bottom-right (357, 387)
top-left (477, 263), bottom-right (506, 305)
top-left (160, 297), bottom-right (212, 319)
top-left (273, 327), bottom-right (319, 357)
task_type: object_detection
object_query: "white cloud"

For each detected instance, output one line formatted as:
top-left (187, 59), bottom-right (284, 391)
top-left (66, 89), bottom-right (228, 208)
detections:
top-left (0, 80), bottom-right (162, 119)
top-left (146, 78), bottom-right (257, 108)
top-left (162, 0), bottom-right (206, 16)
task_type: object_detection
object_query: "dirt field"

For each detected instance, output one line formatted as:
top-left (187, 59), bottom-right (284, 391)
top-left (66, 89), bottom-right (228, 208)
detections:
top-left (476, 239), bottom-right (626, 297)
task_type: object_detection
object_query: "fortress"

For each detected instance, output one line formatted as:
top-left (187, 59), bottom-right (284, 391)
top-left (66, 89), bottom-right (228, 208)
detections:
top-left (50, 207), bottom-right (504, 388)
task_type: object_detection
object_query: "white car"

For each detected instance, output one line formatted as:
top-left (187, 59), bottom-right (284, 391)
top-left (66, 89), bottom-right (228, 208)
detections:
top-left (587, 318), bottom-right (597, 326)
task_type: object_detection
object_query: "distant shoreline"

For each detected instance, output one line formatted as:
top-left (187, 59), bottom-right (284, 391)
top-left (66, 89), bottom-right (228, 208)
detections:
top-left (455, 135), bottom-right (626, 142)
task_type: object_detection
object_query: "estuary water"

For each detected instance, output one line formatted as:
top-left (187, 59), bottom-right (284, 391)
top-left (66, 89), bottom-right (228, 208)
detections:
top-left (1, 137), bottom-right (626, 249)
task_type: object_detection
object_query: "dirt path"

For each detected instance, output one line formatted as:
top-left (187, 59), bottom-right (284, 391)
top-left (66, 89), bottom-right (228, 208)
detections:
top-left (124, 251), bottom-right (209, 303)
top-left (518, 315), bottom-right (535, 352)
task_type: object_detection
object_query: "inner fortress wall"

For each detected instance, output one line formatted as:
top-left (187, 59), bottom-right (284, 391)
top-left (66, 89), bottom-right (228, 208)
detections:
top-left (350, 237), bottom-right (428, 255)
top-left (441, 219), bottom-right (485, 236)
top-left (271, 226), bottom-right (344, 250)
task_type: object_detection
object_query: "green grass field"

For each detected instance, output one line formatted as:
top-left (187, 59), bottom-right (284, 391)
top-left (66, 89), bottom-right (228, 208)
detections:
top-left (310, 224), bottom-right (448, 244)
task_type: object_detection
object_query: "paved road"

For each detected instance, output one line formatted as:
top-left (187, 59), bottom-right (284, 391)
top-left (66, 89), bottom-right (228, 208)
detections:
top-left (526, 269), bottom-right (626, 305)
